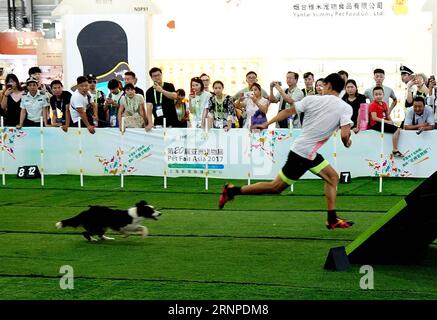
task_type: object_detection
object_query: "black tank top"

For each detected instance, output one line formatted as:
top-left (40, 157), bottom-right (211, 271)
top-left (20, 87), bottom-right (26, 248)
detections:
top-left (5, 94), bottom-right (22, 126)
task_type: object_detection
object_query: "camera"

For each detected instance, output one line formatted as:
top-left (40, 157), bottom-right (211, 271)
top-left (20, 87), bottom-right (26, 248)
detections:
top-left (277, 82), bottom-right (282, 86)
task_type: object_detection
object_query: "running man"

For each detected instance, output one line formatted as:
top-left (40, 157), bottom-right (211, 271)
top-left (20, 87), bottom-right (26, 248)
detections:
top-left (219, 73), bottom-right (354, 230)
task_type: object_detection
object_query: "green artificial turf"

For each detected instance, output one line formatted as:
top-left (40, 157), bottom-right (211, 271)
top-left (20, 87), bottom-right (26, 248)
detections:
top-left (0, 175), bottom-right (436, 300)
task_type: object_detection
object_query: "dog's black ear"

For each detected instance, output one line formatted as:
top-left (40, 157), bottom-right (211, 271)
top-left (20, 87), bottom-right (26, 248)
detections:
top-left (136, 200), bottom-right (148, 207)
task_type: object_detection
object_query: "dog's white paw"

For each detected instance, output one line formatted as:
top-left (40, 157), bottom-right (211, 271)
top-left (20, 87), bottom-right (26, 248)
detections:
top-left (141, 226), bottom-right (149, 238)
top-left (100, 235), bottom-right (115, 241)
top-left (89, 236), bottom-right (98, 242)
top-left (55, 222), bottom-right (63, 229)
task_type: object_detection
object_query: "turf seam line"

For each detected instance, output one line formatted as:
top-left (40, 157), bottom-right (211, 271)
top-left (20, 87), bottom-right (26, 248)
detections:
top-left (0, 230), bottom-right (354, 242)
top-left (1, 273), bottom-right (436, 295)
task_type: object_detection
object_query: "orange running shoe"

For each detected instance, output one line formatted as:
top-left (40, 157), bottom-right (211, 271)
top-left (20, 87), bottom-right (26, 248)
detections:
top-left (326, 218), bottom-right (354, 230)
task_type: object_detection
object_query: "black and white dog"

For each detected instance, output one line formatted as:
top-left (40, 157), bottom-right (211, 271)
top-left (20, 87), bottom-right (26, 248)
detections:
top-left (56, 200), bottom-right (161, 241)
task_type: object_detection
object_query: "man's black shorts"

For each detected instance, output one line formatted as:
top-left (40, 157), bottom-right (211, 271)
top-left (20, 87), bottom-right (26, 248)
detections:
top-left (279, 150), bottom-right (330, 185)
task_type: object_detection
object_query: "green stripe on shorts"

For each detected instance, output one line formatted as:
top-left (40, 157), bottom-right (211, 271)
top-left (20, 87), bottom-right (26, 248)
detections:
top-left (279, 170), bottom-right (296, 185)
top-left (310, 160), bottom-right (330, 175)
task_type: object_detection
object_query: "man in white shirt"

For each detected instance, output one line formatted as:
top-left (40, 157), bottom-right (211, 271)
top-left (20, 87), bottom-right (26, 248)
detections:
top-left (69, 76), bottom-right (95, 134)
top-left (16, 77), bottom-right (49, 128)
top-left (219, 73), bottom-right (355, 230)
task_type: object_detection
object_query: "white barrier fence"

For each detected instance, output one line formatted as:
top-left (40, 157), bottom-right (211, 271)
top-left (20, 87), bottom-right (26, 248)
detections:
top-left (0, 121), bottom-right (435, 189)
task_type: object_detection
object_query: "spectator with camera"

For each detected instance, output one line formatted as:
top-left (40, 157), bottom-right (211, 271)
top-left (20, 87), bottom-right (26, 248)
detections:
top-left (49, 80), bottom-right (72, 132)
top-left (0, 73), bottom-right (24, 127)
top-left (236, 83), bottom-right (269, 129)
top-left (145, 67), bottom-right (178, 130)
top-left (406, 73), bottom-right (429, 106)
top-left (403, 96), bottom-right (435, 133)
top-left (16, 77), bottom-right (50, 129)
top-left (205, 81), bottom-right (235, 131)
top-left (269, 71), bottom-right (304, 128)
top-left (69, 76), bottom-right (95, 134)
top-left (233, 71), bottom-right (268, 127)
top-left (105, 79), bottom-right (124, 128)
top-left (233, 71), bottom-right (269, 100)
top-left (118, 83), bottom-right (146, 131)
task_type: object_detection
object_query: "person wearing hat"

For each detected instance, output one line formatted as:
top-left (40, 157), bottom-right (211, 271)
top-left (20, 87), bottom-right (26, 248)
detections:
top-left (69, 76), bottom-right (95, 134)
top-left (16, 77), bottom-right (50, 129)
top-left (400, 65), bottom-right (415, 109)
top-left (87, 74), bottom-right (106, 127)
top-left (28, 66), bottom-right (52, 96)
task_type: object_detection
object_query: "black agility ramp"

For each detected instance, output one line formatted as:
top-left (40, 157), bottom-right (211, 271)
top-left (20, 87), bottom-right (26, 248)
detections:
top-left (345, 171), bottom-right (437, 265)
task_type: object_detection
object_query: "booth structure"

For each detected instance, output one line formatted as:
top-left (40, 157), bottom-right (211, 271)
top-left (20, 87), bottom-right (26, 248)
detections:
top-left (51, 0), bottom-right (157, 92)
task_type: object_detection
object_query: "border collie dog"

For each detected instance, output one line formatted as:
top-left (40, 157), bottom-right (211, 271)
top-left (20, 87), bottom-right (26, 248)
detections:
top-left (56, 200), bottom-right (161, 241)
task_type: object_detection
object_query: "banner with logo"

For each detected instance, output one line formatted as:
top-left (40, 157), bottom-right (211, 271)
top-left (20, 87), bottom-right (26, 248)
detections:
top-left (0, 127), bottom-right (435, 179)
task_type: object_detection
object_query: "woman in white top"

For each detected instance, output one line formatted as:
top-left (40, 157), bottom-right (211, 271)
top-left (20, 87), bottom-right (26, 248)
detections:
top-left (188, 77), bottom-right (212, 128)
top-left (118, 83), bottom-right (146, 131)
top-left (235, 83), bottom-right (269, 128)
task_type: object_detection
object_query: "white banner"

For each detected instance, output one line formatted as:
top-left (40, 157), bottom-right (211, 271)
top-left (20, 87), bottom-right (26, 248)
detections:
top-left (0, 127), bottom-right (435, 179)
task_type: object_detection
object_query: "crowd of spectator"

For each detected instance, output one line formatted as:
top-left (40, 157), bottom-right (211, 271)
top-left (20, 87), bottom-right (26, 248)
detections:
top-left (1, 65), bottom-right (436, 149)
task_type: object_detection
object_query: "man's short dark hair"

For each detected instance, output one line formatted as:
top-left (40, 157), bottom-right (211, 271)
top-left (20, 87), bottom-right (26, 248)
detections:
top-left (374, 68), bottom-right (385, 75)
top-left (149, 67), bottom-right (162, 77)
top-left (413, 96), bottom-right (425, 105)
top-left (246, 71), bottom-right (257, 78)
top-left (50, 80), bottom-right (63, 88)
top-left (373, 86), bottom-right (385, 93)
top-left (287, 71), bottom-right (299, 81)
top-left (338, 70), bottom-right (349, 78)
top-left (323, 73), bottom-right (345, 94)
top-left (304, 72), bottom-right (314, 79)
top-left (125, 71), bottom-right (136, 78)
top-left (76, 76), bottom-right (88, 85)
top-left (108, 79), bottom-right (121, 89)
top-left (28, 67), bottom-right (42, 76)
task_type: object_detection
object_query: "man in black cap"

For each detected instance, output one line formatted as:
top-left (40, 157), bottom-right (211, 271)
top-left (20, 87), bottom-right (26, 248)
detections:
top-left (400, 65), bottom-right (415, 109)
